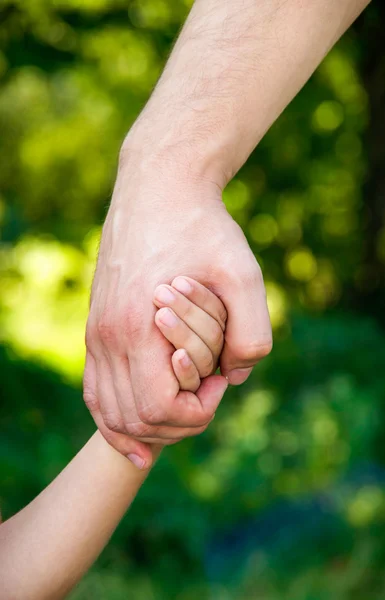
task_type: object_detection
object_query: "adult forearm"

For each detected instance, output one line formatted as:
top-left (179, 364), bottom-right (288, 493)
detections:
top-left (125, 0), bottom-right (370, 187)
top-left (0, 433), bottom-right (160, 599)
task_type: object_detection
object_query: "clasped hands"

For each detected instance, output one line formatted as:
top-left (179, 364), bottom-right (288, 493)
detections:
top-left (83, 165), bottom-right (272, 469)
top-left (85, 276), bottom-right (230, 468)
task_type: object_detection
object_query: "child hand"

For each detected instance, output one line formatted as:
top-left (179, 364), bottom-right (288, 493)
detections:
top-left (153, 276), bottom-right (227, 393)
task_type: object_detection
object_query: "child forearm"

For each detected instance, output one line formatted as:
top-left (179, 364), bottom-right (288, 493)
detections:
top-left (0, 432), bottom-right (160, 600)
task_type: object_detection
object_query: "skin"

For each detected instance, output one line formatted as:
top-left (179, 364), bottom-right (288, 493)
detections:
top-left (85, 0), bottom-right (371, 466)
top-left (0, 283), bottom-right (225, 599)
top-left (0, 432), bottom-right (160, 600)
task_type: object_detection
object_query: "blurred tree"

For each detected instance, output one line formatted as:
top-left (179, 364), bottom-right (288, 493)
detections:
top-left (350, 3), bottom-right (385, 327)
top-left (1, 1), bottom-right (385, 598)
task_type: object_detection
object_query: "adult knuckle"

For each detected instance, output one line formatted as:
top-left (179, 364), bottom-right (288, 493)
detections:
top-left (85, 321), bottom-right (97, 349)
top-left (97, 314), bottom-right (118, 346)
top-left (137, 401), bottom-right (169, 426)
top-left (124, 420), bottom-right (152, 438)
top-left (102, 412), bottom-right (125, 433)
top-left (120, 305), bottom-right (144, 341)
top-left (83, 388), bottom-right (99, 412)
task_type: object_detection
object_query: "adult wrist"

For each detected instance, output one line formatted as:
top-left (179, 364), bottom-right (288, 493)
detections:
top-left (120, 115), bottom-right (231, 193)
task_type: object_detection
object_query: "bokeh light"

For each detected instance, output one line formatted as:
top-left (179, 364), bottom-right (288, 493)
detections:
top-left (1, 2), bottom-right (385, 599)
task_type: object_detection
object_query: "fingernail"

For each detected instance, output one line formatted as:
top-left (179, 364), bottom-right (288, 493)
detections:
top-left (172, 277), bottom-right (192, 295)
top-left (179, 350), bottom-right (192, 368)
top-left (226, 367), bottom-right (253, 385)
top-left (155, 285), bottom-right (175, 305)
top-left (127, 453), bottom-right (146, 469)
top-left (158, 307), bottom-right (178, 327)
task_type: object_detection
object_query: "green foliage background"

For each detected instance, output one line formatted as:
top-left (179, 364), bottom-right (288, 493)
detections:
top-left (1, 1), bottom-right (385, 598)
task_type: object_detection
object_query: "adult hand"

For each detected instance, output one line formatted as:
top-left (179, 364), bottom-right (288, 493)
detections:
top-left (82, 0), bottom-right (370, 468)
top-left (83, 149), bottom-right (272, 468)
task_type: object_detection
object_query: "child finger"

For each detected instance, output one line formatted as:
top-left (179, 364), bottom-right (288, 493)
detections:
top-left (171, 276), bottom-right (227, 330)
top-left (172, 349), bottom-right (201, 392)
top-left (154, 284), bottom-right (224, 359)
top-left (155, 308), bottom-right (215, 378)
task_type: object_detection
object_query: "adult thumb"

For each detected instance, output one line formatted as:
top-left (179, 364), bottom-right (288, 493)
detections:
top-left (219, 271), bottom-right (273, 385)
